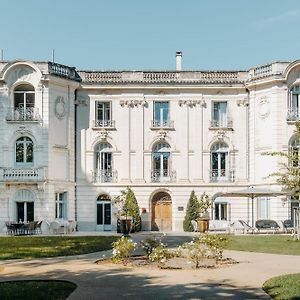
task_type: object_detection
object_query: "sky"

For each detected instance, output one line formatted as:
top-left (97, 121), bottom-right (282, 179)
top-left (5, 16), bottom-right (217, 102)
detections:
top-left (1, 0), bottom-right (300, 71)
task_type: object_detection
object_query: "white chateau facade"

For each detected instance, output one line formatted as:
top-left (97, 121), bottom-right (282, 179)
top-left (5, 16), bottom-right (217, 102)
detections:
top-left (0, 53), bottom-right (299, 232)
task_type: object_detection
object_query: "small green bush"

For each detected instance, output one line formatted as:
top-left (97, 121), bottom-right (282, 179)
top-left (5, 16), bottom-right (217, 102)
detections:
top-left (112, 236), bottom-right (136, 264)
top-left (183, 191), bottom-right (200, 231)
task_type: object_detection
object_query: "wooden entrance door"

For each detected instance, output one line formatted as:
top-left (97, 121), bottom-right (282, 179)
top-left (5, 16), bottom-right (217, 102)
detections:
top-left (152, 192), bottom-right (172, 231)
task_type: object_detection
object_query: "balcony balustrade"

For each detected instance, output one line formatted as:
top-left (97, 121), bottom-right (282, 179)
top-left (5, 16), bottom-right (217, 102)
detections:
top-left (210, 169), bottom-right (235, 182)
top-left (93, 170), bottom-right (117, 183)
top-left (0, 167), bottom-right (46, 182)
top-left (287, 108), bottom-right (300, 121)
top-left (93, 119), bottom-right (116, 128)
top-left (210, 118), bottom-right (233, 128)
top-left (6, 107), bottom-right (41, 122)
top-left (151, 169), bottom-right (176, 183)
top-left (151, 119), bottom-right (174, 129)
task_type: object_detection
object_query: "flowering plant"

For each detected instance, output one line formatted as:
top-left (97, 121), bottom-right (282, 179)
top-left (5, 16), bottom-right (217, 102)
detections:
top-left (198, 192), bottom-right (211, 215)
top-left (112, 236), bottom-right (137, 264)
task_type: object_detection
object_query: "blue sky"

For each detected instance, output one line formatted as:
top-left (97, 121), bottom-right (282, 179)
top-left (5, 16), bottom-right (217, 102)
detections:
top-left (1, 0), bottom-right (300, 71)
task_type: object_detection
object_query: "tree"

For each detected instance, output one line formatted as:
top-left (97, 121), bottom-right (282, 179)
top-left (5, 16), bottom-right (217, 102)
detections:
top-left (123, 187), bottom-right (142, 232)
top-left (183, 191), bottom-right (200, 232)
top-left (264, 121), bottom-right (300, 240)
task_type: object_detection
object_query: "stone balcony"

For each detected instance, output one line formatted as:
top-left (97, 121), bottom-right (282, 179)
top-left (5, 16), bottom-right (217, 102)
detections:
top-left (287, 108), bottom-right (300, 122)
top-left (92, 120), bottom-right (116, 129)
top-left (209, 118), bottom-right (233, 129)
top-left (151, 119), bottom-right (174, 130)
top-left (0, 167), bottom-right (46, 183)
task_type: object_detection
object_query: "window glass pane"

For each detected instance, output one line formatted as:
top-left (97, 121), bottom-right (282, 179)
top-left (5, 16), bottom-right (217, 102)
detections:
top-left (154, 102), bottom-right (161, 121)
top-left (212, 153), bottom-right (218, 169)
top-left (220, 153), bottom-right (226, 170)
top-left (97, 203), bottom-right (104, 225)
top-left (16, 143), bottom-right (24, 162)
top-left (162, 102), bottom-right (169, 121)
top-left (104, 203), bottom-right (111, 225)
top-left (26, 93), bottom-right (35, 108)
top-left (14, 93), bottom-right (24, 108)
top-left (26, 142), bottom-right (33, 163)
top-left (214, 204), bottom-right (220, 220)
top-left (292, 94), bottom-right (299, 110)
top-left (221, 204), bottom-right (227, 220)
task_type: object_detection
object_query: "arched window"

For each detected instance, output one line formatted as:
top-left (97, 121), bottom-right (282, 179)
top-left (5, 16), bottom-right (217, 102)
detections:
top-left (210, 142), bottom-right (229, 181)
top-left (13, 84), bottom-right (35, 121)
top-left (15, 137), bottom-right (33, 164)
top-left (151, 142), bottom-right (172, 182)
top-left (289, 85), bottom-right (300, 121)
top-left (94, 143), bottom-right (115, 182)
top-left (289, 137), bottom-right (299, 167)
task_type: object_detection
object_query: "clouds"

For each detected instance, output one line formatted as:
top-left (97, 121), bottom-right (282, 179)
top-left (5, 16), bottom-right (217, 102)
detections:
top-left (252, 9), bottom-right (300, 27)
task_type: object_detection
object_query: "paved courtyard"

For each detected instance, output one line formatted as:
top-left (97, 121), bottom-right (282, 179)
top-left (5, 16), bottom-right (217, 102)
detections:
top-left (1, 233), bottom-right (300, 299)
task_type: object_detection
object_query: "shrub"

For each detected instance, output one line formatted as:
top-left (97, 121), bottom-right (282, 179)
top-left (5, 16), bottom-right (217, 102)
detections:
top-left (148, 242), bottom-right (179, 265)
top-left (198, 234), bottom-right (229, 260)
top-left (112, 236), bottom-right (136, 264)
top-left (183, 191), bottom-right (200, 231)
top-left (181, 240), bottom-right (209, 268)
top-left (140, 238), bottom-right (161, 258)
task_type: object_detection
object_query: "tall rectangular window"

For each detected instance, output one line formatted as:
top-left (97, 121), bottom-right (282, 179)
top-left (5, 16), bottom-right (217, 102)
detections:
top-left (153, 102), bottom-right (169, 127)
top-left (290, 86), bottom-right (300, 120)
top-left (55, 192), bottom-right (67, 219)
top-left (95, 102), bottom-right (111, 126)
top-left (214, 202), bottom-right (228, 220)
top-left (213, 102), bottom-right (228, 127)
top-left (257, 197), bottom-right (270, 219)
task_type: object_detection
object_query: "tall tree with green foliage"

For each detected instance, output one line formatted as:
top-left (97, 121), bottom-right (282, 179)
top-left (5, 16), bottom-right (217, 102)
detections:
top-left (123, 187), bottom-right (142, 232)
top-left (183, 190), bottom-right (200, 232)
top-left (264, 121), bottom-right (300, 239)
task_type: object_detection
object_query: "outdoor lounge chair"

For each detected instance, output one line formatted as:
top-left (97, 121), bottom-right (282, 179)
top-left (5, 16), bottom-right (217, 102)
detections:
top-left (282, 219), bottom-right (294, 234)
top-left (238, 220), bottom-right (256, 234)
top-left (255, 219), bottom-right (280, 234)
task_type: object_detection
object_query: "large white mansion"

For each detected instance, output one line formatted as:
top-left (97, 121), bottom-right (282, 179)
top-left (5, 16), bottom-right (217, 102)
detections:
top-left (0, 53), bottom-right (299, 232)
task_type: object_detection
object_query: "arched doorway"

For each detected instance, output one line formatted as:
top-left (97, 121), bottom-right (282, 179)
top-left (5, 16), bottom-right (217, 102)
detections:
top-left (96, 194), bottom-right (112, 231)
top-left (151, 191), bottom-right (172, 231)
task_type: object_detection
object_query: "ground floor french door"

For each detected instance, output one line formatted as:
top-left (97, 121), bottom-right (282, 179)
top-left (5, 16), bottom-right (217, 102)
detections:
top-left (96, 200), bottom-right (112, 231)
top-left (16, 202), bottom-right (34, 222)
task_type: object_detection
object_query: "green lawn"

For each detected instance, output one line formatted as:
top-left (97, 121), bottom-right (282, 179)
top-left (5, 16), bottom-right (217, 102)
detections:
top-left (226, 235), bottom-right (300, 256)
top-left (263, 273), bottom-right (300, 299)
top-left (0, 236), bottom-right (117, 259)
top-left (0, 280), bottom-right (76, 300)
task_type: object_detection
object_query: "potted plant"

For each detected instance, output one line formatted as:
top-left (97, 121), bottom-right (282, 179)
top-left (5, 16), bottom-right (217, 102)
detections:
top-left (197, 192), bottom-right (211, 233)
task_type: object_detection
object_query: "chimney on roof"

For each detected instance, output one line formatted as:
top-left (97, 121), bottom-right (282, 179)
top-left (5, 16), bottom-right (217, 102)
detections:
top-left (176, 51), bottom-right (182, 71)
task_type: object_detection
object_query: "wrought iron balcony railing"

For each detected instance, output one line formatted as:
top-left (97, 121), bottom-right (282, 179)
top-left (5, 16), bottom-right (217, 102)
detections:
top-left (287, 108), bottom-right (300, 121)
top-left (93, 120), bottom-right (116, 128)
top-left (93, 170), bottom-right (117, 183)
top-left (210, 118), bottom-right (233, 128)
top-left (210, 169), bottom-right (235, 182)
top-left (151, 119), bottom-right (174, 129)
top-left (151, 169), bottom-right (176, 183)
top-left (0, 167), bottom-right (46, 182)
top-left (6, 107), bottom-right (41, 122)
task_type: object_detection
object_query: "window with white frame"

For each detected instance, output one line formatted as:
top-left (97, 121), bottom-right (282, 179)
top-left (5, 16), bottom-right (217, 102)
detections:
top-left (214, 202), bottom-right (228, 220)
top-left (15, 137), bottom-right (33, 164)
top-left (289, 86), bottom-right (300, 120)
top-left (95, 101), bottom-right (112, 127)
top-left (153, 101), bottom-right (170, 127)
top-left (55, 192), bottom-right (67, 219)
top-left (13, 84), bottom-right (35, 121)
top-left (257, 197), bottom-right (270, 219)
top-left (210, 142), bottom-right (229, 181)
top-left (212, 101), bottom-right (228, 127)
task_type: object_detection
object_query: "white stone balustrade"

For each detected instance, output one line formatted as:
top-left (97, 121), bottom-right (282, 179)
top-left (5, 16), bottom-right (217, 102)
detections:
top-left (0, 167), bottom-right (46, 182)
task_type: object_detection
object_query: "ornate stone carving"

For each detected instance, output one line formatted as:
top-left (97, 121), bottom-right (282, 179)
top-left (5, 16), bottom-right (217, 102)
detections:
top-left (258, 97), bottom-right (270, 119)
top-left (15, 126), bottom-right (32, 136)
top-left (54, 96), bottom-right (67, 119)
top-left (178, 99), bottom-right (205, 107)
top-left (98, 129), bottom-right (109, 140)
top-left (236, 98), bottom-right (249, 107)
top-left (119, 99), bottom-right (147, 107)
top-left (216, 130), bottom-right (226, 140)
top-left (158, 129), bottom-right (167, 140)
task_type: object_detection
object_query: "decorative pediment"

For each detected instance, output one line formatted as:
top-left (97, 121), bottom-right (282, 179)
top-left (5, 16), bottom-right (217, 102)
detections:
top-left (178, 99), bottom-right (205, 107)
top-left (98, 129), bottom-right (109, 140)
